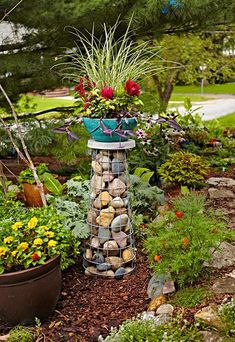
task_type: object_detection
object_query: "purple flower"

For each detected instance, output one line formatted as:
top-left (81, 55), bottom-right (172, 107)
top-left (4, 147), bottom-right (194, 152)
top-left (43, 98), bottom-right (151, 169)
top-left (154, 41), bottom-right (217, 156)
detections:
top-left (136, 129), bottom-right (148, 139)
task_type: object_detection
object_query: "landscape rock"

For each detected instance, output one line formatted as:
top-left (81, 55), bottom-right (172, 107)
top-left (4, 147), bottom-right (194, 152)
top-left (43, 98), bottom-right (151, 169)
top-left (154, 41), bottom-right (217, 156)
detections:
top-left (148, 295), bottom-right (166, 311)
top-left (163, 280), bottom-right (176, 294)
top-left (90, 237), bottom-right (100, 248)
top-left (122, 248), bottom-right (135, 262)
top-left (208, 188), bottom-right (235, 199)
top-left (93, 252), bottom-right (105, 265)
top-left (212, 277), bottom-right (235, 294)
top-left (114, 267), bottom-right (126, 280)
top-left (200, 331), bottom-right (225, 342)
top-left (207, 177), bottom-right (235, 187)
top-left (91, 160), bottom-right (102, 174)
top-left (110, 197), bottom-right (124, 208)
top-left (195, 305), bottom-right (225, 330)
top-left (85, 266), bottom-right (98, 276)
top-left (147, 274), bottom-right (171, 299)
top-left (204, 242), bottom-right (235, 269)
top-left (97, 263), bottom-right (112, 271)
top-left (99, 156), bottom-right (111, 171)
top-left (91, 175), bottom-right (105, 193)
top-left (103, 240), bottom-right (119, 255)
top-left (105, 256), bottom-right (123, 270)
top-left (102, 171), bottom-right (114, 182)
top-left (109, 178), bottom-right (126, 197)
top-left (96, 206), bottom-right (115, 227)
top-left (111, 214), bottom-right (129, 231)
top-left (98, 227), bottom-right (111, 244)
top-left (105, 270), bottom-right (115, 277)
top-left (85, 249), bottom-right (92, 260)
top-left (112, 231), bottom-right (128, 248)
top-left (93, 191), bottom-right (113, 209)
top-left (156, 304), bottom-right (174, 316)
top-left (112, 158), bottom-right (125, 174)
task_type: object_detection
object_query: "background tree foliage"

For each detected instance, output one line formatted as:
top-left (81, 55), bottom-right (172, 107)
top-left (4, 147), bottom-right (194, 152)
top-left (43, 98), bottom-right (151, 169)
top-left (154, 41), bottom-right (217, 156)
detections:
top-left (0, 0), bottom-right (234, 107)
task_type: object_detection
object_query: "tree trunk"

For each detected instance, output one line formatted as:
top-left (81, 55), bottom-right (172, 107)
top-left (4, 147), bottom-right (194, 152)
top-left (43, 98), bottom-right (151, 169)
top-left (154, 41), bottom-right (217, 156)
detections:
top-left (0, 162), bottom-right (7, 193)
top-left (152, 75), bottom-right (174, 112)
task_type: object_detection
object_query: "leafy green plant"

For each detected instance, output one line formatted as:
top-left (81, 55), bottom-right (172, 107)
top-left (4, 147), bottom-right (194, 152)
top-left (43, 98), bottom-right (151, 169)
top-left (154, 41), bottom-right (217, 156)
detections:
top-left (158, 151), bottom-right (209, 188)
top-left (7, 325), bottom-right (34, 342)
top-left (219, 298), bottom-right (235, 334)
top-left (0, 205), bottom-right (80, 273)
top-left (170, 287), bottom-right (209, 308)
top-left (134, 167), bottom-right (154, 183)
top-left (18, 163), bottom-right (49, 185)
top-left (102, 316), bottom-right (202, 342)
top-left (41, 172), bottom-right (64, 195)
top-left (145, 193), bottom-right (231, 287)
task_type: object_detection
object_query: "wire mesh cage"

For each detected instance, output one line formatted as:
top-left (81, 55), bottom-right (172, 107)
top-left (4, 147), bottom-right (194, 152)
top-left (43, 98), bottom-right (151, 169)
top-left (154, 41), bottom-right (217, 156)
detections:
top-left (83, 142), bottom-right (136, 279)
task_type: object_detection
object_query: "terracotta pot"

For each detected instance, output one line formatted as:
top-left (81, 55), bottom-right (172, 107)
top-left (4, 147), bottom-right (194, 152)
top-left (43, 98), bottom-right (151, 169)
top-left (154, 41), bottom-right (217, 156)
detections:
top-left (23, 183), bottom-right (48, 207)
top-left (0, 255), bottom-right (61, 325)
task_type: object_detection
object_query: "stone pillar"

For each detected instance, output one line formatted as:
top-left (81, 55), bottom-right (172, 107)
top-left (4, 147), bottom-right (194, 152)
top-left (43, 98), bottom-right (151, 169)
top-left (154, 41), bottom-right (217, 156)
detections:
top-left (83, 140), bottom-right (136, 279)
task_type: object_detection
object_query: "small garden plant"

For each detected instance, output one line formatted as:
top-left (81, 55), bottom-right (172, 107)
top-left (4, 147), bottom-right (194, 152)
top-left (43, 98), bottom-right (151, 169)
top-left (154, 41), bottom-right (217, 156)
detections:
top-left (145, 193), bottom-right (231, 287)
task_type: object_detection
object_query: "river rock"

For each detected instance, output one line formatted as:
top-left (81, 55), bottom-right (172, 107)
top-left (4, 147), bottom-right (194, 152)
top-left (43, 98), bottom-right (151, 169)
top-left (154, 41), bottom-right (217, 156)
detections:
top-left (97, 263), bottom-right (112, 271)
top-left (123, 198), bottom-right (128, 207)
top-left (156, 304), bottom-right (174, 316)
top-left (122, 248), bottom-right (135, 262)
top-left (93, 252), bottom-right (105, 264)
top-left (112, 158), bottom-right (125, 174)
top-left (111, 214), bottom-right (129, 231)
top-left (112, 231), bottom-right (128, 248)
top-left (96, 206), bottom-right (115, 227)
top-left (90, 237), bottom-right (100, 248)
top-left (105, 256), bottom-right (123, 270)
top-left (103, 240), bottom-right (119, 255)
top-left (212, 277), bottom-right (235, 294)
top-left (110, 197), bottom-right (124, 208)
top-left (109, 178), bottom-right (126, 197)
top-left (87, 209), bottom-right (98, 224)
top-left (114, 267), bottom-right (126, 280)
top-left (85, 266), bottom-right (97, 276)
top-left (115, 208), bottom-right (128, 216)
top-left (91, 160), bottom-right (102, 174)
top-left (106, 270), bottom-right (115, 277)
top-left (99, 156), bottom-right (111, 171)
top-left (85, 249), bottom-right (92, 260)
top-left (90, 192), bottom-right (97, 200)
top-left (195, 305), bottom-right (225, 330)
top-left (113, 151), bottom-right (125, 161)
top-left (93, 191), bottom-right (113, 209)
top-left (91, 175), bottom-right (105, 193)
top-left (98, 227), bottom-right (111, 244)
top-left (125, 267), bottom-right (134, 274)
top-left (148, 295), bottom-right (166, 311)
top-left (102, 171), bottom-right (114, 182)
top-left (208, 188), bottom-right (235, 199)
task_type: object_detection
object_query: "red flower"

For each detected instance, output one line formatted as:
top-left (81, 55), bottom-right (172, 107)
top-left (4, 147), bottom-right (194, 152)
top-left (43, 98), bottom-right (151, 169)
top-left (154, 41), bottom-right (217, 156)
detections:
top-left (84, 98), bottom-right (90, 109)
top-left (175, 211), bottom-right (184, 218)
top-left (101, 86), bottom-right (114, 100)
top-left (124, 80), bottom-right (141, 96)
top-left (75, 77), bottom-right (86, 97)
top-left (32, 252), bottom-right (40, 261)
top-left (154, 254), bottom-right (161, 262)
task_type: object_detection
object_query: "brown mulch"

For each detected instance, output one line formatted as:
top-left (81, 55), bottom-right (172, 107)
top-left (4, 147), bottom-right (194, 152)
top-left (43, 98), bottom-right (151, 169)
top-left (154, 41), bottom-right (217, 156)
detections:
top-left (41, 245), bottom-right (150, 342)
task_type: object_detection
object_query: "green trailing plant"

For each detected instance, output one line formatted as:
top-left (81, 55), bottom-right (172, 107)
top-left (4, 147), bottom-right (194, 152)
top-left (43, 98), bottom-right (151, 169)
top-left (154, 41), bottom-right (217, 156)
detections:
top-left (102, 316), bottom-right (202, 342)
top-left (219, 298), bottom-right (235, 335)
top-left (169, 286), bottom-right (210, 308)
top-left (158, 151), bottom-right (209, 188)
top-left (145, 193), bottom-right (232, 287)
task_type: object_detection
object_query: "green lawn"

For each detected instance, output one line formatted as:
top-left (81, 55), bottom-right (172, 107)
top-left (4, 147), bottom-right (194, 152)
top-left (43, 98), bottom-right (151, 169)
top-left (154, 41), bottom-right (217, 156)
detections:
top-left (174, 83), bottom-right (235, 95)
top-left (170, 94), bottom-right (213, 102)
top-left (28, 95), bottom-right (75, 111)
top-left (216, 113), bottom-right (235, 127)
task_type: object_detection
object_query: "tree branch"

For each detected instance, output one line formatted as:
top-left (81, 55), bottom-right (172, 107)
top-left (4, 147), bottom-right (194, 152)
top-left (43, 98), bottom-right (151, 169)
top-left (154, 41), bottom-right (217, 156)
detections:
top-left (0, 0), bottom-right (24, 24)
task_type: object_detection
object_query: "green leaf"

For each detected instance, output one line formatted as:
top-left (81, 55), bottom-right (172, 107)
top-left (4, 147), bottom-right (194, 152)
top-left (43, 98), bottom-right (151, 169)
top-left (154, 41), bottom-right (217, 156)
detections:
top-left (41, 173), bottom-right (63, 196)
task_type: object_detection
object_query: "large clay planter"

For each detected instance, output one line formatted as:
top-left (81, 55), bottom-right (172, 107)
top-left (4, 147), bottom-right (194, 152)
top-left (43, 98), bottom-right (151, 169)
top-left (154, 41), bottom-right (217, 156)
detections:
top-left (0, 255), bottom-right (61, 325)
top-left (23, 183), bottom-right (48, 207)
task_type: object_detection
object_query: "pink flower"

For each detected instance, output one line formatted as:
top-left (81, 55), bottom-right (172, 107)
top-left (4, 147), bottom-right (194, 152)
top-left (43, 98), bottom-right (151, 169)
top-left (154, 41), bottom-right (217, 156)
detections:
top-left (101, 86), bottom-right (114, 100)
top-left (75, 77), bottom-right (86, 97)
top-left (124, 80), bottom-right (141, 96)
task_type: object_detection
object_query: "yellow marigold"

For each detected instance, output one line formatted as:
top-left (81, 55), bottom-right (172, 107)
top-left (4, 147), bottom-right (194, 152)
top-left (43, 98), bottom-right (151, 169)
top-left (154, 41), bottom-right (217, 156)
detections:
top-left (17, 242), bottom-right (29, 251)
top-left (44, 231), bottom-right (55, 238)
top-left (11, 250), bottom-right (18, 257)
top-left (28, 217), bottom-right (38, 229)
top-left (39, 225), bottom-right (49, 230)
top-left (48, 240), bottom-right (57, 248)
top-left (0, 247), bottom-right (7, 257)
top-left (4, 236), bottom-right (13, 244)
top-left (12, 222), bottom-right (23, 231)
top-left (33, 238), bottom-right (43, 246)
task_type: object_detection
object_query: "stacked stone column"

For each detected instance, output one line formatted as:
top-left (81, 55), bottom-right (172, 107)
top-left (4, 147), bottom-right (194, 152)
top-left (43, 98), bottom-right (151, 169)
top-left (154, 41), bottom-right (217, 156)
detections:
top-left (83, 140), bottom-right (136, 279)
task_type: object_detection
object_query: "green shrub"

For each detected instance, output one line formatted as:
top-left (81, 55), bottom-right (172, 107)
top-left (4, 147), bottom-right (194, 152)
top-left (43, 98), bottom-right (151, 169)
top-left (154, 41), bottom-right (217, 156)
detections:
top-left (170, 287), bottom-right (209, 308)
top-left (145, 193), bottom-right (231, 287)
top-left (7, 326), bottom-right (34, 342)
top-left (219, 298), bottom-right (235, 334)
top-left (158, 151), bottom-right (209, 188)
top-left (102, 317), bottom-right (202, 342)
